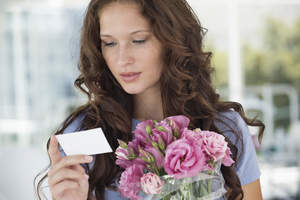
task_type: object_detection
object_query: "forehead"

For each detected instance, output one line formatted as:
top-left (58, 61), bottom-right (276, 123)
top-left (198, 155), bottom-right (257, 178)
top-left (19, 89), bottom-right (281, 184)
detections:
top-left (98, 2), bottom-right (151, 34)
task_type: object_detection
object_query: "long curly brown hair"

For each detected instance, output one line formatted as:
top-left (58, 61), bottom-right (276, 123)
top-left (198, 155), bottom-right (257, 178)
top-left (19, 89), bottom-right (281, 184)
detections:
top-left (35, 0), bottom-right (264, 199)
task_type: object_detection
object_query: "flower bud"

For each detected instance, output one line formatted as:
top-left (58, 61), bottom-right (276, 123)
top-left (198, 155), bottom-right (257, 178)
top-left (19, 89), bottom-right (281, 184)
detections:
top-left (128, 147), bottom-right (137, 159)
top-left (115, 147), bottom-right (129, 160)
top-left (157, 126), bottom-right (165, 131)
top-left (139, 148), bottom-right (154, 163)
top-left (146, 164), bottom-right (152, 170)
top-left (169, 120), bottom-right (180, 138)
top-left (151, 141), bottom-right (159, 150)
top-left (173, 129), bottom-right (180, 139)
top-left (193, 128), bottom-right (201, 132)
top-left (146, 125), bottom-right (152, 137)
top-left (141, 157), bottom-right (149, 162)
top-left (157, 136), bottom-right (166, 151)
top-left (117, 139), bottom-right (128, 149)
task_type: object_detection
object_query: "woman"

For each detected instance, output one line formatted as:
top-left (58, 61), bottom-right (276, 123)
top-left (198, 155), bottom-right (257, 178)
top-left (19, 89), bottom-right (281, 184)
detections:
top-left (35, 0), bottom-right (264, 199)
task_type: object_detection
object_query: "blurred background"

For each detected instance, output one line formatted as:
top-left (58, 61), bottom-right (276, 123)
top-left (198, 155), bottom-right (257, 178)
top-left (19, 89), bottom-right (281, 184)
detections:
top-left (0, 0), bottom-right (299, 199)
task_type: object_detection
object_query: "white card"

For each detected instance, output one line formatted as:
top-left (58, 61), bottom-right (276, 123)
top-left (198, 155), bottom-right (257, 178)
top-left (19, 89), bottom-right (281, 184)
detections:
top-left (56, 128), bottom-right (113, 156)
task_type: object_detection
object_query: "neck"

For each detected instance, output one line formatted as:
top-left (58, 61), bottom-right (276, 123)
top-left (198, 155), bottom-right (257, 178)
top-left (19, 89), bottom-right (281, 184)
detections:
top-left (133, 88), bottom-right (163, 121)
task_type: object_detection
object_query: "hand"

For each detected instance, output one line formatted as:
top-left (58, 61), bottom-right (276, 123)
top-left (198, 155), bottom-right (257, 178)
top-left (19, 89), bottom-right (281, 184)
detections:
top-left (48, 135), bottom-right (93, 200)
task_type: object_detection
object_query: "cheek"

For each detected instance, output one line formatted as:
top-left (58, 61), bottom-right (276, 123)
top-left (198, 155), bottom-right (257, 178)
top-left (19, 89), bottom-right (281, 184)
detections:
top-left (102, 52), bottom-right (116, 73)
top-left (153, 66), bottom-right (163, 80)
top-left (142, 49), bottom-right (164, 75)
top-left (151, 56), bottom-right (164, 77)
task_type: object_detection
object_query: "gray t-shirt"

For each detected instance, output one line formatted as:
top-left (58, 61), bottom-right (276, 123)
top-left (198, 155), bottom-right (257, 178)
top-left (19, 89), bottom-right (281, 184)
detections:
top-left (60, 111), bottom-right (260, 199)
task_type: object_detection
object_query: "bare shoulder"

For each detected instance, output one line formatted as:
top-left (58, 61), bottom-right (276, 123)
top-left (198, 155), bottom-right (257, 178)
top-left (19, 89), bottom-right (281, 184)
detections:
top-left (242, 178), bottom-right (263, 200)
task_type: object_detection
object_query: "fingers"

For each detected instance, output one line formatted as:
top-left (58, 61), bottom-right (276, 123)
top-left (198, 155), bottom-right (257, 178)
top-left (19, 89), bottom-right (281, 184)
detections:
top-left (71, 164), bottom-right (86, 174)
top-left (48, 135), bottom-right (62, 164)
top-left (51, 179), bottom-right (81, 198)
top-left (47, 135), bottom-right (92, 200)
top-left (48, 167), bottom-right (89, 187)
top-left (48, 156), bottom-right (92, 199)
top-left (49, 155), bottom-right (93, 178)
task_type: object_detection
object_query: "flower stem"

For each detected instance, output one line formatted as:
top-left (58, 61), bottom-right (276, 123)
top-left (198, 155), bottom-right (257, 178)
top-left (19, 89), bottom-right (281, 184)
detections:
top-left (207, 170), bottom-right (213, 194)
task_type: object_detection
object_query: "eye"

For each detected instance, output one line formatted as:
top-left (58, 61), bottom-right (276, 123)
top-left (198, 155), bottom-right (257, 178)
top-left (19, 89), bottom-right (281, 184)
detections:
top-left (133, 39), bottom-right (146, 44)
top-left (102, 41), bottom-right (116, 47)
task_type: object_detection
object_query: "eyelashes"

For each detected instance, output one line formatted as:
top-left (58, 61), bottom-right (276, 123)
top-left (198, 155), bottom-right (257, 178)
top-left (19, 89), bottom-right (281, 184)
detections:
top-left (102, 41), bottom-right (116, 47)
top-left (101, 39), bottom-right (146, 47)
top-left (132, 39), bottom-right (146, 44)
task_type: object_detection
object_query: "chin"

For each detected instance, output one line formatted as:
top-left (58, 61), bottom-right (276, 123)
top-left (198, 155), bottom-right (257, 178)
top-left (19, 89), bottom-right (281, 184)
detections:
top-left (122, 86), bottom-right (143, 95)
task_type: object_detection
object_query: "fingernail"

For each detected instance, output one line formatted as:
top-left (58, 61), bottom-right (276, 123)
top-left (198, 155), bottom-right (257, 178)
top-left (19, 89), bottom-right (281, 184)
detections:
top-left (84, 174), bottom-right (89, 179)
top-left (85, 155), bottom-right (93, 162)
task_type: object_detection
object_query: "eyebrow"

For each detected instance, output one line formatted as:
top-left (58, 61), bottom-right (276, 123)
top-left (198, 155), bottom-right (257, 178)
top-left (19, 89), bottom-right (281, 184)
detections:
top-left (100, 29), bottom-right (151, 37)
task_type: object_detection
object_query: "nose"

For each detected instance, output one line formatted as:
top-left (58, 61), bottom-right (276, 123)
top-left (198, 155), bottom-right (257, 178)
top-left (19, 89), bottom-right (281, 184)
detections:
top-left (117, 44), bottom-right (134, 66)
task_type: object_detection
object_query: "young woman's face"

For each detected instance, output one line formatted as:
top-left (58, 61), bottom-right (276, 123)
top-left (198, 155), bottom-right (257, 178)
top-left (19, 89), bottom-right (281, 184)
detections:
top-left (99, 2), bottom-right (164, 95)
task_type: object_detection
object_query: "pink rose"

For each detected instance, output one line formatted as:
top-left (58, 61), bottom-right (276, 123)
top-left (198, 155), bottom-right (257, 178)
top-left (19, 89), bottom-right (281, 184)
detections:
top-left (201, 131), bottom-right (228, 162)
top-left (222, 148), bottom-right (235, 166)
top-left (119, 164), bottom-right (144, 200)
top-left (182, 129), bottom-right (235, 167)
top-left (141, 172), bottom-right (164, 194)
top-left (181, 129), bottom-right (215, 170)
top-left (181, 128), bottom-right (204, 145)
top-left (164, 137), bottom-right (206, 179)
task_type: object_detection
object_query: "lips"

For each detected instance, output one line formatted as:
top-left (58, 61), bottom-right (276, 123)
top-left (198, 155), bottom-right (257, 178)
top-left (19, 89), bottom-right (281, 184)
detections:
top-left (120, 72), bottom-right (141, 82)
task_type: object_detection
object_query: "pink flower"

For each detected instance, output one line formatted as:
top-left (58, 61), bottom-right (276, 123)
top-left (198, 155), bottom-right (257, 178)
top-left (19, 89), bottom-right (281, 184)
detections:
top-left (166, 115), bottom-right (190, 129)
top-left (182, 129), bottom-right (235, 167)
top-left (166, 115), bottom-right (190, 132)
top-left (128, 139), bottom-right (142, 155)
top-left (119, 164), bottom-right (144, 200)
top-left (132, 157), bottom-right (147, 167)
top-left (144, 146), bottom-right (164, 168)
top-left (141, 172), bottom-right (164, 194)
top-left (201, 131), bottom-right (228, 162)
top-left (133, 120), bottom-right (154, 146)
top-left (181, 128), bottom-right (204, 145)
top-left (222, 148), bottom-right (235, 166)
top-left (115, 146), bottom-right (132, 169)
top-left (181, 129), bottom-right (215, 170)
top-left (152, 121), bottom-right (173, 146)
top-left (164, 137), bottom-right (206, 179)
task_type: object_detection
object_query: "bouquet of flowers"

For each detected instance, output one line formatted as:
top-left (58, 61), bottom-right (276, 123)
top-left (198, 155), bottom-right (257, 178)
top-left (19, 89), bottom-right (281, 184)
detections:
top-left (115, 115), bottom-right (234, 200)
